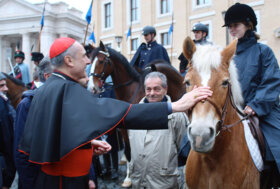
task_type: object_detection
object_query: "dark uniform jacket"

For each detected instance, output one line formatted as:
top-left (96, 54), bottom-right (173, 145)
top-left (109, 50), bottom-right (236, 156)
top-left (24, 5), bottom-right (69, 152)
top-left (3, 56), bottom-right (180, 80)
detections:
top-left (14, 90), bottom-right (39, 189)
top-left (234, 31), bottom-right (280, 172)
top-left (130, 41), bottom-right (170, 69)
top-left (19, 71), bottom-right (169, 189)
top-left (0, 93), bottom-right (16, 188)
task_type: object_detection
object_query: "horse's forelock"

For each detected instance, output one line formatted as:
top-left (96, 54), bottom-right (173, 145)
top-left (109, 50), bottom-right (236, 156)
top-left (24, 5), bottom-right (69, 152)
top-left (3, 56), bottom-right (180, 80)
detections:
top-left (192, 45), bottom-right (223, 73)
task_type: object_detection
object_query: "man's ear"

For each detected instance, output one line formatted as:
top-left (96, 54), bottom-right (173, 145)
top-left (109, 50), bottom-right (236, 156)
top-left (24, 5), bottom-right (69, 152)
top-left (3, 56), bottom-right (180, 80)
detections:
top-left (64, 55), bottom-right (74, 67)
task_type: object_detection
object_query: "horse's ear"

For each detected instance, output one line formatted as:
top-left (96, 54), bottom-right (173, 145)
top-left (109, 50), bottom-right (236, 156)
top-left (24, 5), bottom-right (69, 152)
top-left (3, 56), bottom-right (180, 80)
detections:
top-left (99, 41), bottom-right (106, 52)
top-left (221, 38), bottom-right (238, 67)
top-left (183, 36), bottom-right (196, 62)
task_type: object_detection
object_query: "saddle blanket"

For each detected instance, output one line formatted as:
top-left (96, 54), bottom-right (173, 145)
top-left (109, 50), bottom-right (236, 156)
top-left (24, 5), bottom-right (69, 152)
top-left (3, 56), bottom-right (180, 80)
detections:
top-left (243, 119), bottom-right (264, 172)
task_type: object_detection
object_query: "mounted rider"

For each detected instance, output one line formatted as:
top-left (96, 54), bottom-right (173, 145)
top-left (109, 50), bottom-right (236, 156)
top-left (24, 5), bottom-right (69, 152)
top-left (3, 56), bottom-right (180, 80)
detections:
top-left (178, 23), bottom-right (212, 76)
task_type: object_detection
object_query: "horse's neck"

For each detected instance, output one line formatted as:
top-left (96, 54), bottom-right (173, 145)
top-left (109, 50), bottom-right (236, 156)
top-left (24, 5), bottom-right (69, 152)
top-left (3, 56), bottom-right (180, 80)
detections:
top-left (110, 63), bottom-right (143, 102)
top-left (208, 105), bottom-right (247, 160)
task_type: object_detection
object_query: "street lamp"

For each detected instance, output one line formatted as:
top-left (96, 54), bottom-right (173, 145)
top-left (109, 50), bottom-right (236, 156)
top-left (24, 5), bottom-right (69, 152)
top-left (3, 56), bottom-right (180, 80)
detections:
top-left (115, 36), bottom-right (123, 51)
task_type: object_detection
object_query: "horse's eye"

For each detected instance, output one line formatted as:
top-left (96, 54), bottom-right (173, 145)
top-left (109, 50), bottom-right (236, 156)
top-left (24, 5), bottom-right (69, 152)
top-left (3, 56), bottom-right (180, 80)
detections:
top-left (99, 60), bottom-right (104, 64)
top-left (222, 80), bottom-right (229, 87)
top-left (185, 80), bottom-right (191, 87)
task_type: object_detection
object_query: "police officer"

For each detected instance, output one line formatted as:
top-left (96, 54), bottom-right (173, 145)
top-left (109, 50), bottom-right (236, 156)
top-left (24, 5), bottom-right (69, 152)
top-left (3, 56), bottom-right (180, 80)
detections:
top-left (178, 23), bottom-right (212, 76)
top-left (31, 52), bottom-right (44, 67)
top-left (130, 26), bottom-right (170, 70)
top-left (13, 50), bottom-right (30, 84)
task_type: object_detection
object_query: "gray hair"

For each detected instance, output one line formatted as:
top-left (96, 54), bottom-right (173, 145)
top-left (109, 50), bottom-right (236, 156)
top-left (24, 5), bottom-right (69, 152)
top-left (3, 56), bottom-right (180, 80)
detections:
top-left (38, 56), bottom-right (53, 82)
top-left (50, 43), bottom-right (76, 68)
top-left (144, 71), bottom-right (167, 88)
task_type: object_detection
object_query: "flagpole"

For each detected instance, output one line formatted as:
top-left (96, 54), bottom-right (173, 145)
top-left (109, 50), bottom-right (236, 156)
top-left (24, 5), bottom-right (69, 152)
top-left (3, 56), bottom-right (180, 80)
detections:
top-left (83, 24), bottom-right (89, 46)
top-left (37, 0), bottom-right (46, 52)
top-left (129, 17), bottom-right (133, 61)
top-left (84, 0), bottom-right (94, 46)
top-left (170, 12), bottom-right (174, 64)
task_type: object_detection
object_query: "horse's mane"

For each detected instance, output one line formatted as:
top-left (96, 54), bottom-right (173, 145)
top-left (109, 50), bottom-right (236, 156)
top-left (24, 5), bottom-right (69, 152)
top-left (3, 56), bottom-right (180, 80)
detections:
top-left (2, 72), bottom-right (25, 86)
top-left (192, 45), bottom-right (244, 106)
top-left (92, 47), bottom-right (140, 81)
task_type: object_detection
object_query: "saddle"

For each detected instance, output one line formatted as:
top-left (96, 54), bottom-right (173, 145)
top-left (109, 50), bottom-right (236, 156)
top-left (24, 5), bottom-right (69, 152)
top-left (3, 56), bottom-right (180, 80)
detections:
top-left (247, 115), bottom-right (266, 160)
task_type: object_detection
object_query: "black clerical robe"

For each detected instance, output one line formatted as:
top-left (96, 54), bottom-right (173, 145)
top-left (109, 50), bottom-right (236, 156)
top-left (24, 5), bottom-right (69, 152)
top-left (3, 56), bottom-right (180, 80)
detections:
top-left (19, 71), bottom-right (169, 189)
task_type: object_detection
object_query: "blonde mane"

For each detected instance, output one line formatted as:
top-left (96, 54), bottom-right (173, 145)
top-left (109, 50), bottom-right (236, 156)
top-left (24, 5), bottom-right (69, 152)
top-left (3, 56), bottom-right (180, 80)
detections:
top-left (192, 45), bottom-right (244, 107)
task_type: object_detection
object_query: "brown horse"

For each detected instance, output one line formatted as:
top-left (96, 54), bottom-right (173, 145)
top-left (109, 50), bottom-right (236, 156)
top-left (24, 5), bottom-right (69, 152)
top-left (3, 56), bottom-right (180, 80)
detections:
top-left (2, 73), bottom-right (27, 109)
top-left (183, 37), bottom-right (259, 188)
top-left (90, 41), bottom-right (185, 103)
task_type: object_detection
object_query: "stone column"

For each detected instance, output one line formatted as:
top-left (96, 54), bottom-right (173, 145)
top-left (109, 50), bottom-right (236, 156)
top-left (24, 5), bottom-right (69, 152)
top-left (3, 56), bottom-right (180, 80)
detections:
top-left (22, 32), bottom-right (32, 79)
top-left (40, 31), bottom-right (56, 56)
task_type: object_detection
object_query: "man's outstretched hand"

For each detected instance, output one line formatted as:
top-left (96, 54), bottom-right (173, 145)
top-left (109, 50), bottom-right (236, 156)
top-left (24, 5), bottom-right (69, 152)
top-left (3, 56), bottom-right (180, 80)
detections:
top-left (171, 86), bottom-right (212, 112)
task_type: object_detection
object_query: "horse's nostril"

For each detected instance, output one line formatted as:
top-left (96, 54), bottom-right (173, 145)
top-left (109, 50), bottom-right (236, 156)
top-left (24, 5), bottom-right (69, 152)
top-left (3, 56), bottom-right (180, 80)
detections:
top-left (209, 127), bottom-right (215, 138)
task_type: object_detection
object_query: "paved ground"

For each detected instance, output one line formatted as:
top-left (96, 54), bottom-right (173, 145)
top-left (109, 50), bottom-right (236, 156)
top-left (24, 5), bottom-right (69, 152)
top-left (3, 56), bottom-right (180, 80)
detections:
top-left (96, 150), bottom-right (131, 189)
top-left (97, 162), bottom-right (130, 189)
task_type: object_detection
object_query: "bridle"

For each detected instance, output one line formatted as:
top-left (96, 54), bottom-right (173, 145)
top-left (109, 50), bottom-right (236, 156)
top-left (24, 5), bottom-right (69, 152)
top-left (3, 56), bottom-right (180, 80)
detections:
top-left (189, 83), bottom-right (249, 136)
top-left (91, 49), bottom-right (140, 102)
top-left (91, 50), bottom-right (111, 81)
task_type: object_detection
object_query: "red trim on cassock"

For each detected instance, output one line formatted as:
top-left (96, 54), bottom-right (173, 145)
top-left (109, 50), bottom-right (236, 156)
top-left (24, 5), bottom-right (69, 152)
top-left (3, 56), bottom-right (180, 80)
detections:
top-left (19, 104), bottom-right (133, 165)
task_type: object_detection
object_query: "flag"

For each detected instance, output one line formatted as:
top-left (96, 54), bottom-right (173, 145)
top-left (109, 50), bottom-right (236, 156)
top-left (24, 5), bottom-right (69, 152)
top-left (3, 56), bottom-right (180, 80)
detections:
top-left (126, 27), bottom-right (131, 40)
top-left (89, 32), bottom-right (96, 44)
top-left (168, 23), bottom-right (173, 35)
top-left (85, 2), bottom-right (93, 24)
top-left (40, 1), bottom-right (46, 28)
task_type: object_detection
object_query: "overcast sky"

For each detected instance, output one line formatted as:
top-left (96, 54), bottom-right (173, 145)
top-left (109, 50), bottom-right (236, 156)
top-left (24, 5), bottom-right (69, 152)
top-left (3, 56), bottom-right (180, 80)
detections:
top-left (26, 0), bottom-right (91, 17)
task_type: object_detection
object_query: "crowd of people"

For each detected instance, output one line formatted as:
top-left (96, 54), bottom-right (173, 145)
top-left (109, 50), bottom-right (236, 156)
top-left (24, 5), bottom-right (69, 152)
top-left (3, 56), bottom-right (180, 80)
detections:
top-left (0, 3), bottom-right (279, 189)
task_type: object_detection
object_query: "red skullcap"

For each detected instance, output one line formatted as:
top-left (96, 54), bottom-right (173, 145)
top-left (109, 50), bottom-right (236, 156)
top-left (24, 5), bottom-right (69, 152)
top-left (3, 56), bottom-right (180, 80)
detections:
top-left (49, 37), bottom-right (76, 59)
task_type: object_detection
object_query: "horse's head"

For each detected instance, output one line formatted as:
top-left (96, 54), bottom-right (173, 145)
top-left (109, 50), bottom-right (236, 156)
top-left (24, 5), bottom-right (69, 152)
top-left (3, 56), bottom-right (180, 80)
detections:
top-left (183, 37), bottom-right (242, 153)
top-left (91, 41), bottom-right (114, 93)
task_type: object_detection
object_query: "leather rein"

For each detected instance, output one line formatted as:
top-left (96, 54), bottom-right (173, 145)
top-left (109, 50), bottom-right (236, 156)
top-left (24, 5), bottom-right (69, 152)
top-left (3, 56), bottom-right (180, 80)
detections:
top-left (91, 50), bottom-right (140, 103)
top-left (191, 83), bottom-right (249, 136)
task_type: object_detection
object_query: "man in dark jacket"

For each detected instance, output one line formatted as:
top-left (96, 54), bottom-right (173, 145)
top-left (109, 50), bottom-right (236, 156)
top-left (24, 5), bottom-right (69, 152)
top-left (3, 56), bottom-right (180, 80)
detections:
top-left (178, 23), bottom-right (212, 76)
top-left (0, 72), bottom-right (16, 188)
top-left (130, 26), bottom-right (170, 70)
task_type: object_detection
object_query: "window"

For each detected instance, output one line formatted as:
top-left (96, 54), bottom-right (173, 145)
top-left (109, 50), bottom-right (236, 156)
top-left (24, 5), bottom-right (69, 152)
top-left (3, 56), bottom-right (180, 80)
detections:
top-left (104, 3), bottom-right (111, 28)
top-left (160, 32), bottom-right (171, 46)
top-left (196, 0), bottom-right (209, 6)
top-left (160, 0), bottom-right (170, 14)
top-left (127, 0), bottom-right (140, 24)
top-left (157, 0), bottom-right (172, 17)
top-left (130, 0), bottom-right (138, 22)
top-left (192, 0), bottom-right (211, 9)
top-left (131, 38), bottom-right (139, 51)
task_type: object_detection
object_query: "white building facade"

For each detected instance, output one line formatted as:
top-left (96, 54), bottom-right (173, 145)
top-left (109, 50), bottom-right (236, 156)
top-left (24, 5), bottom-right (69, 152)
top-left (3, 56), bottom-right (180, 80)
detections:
top-left (0, 0), bottom-right (89, 75)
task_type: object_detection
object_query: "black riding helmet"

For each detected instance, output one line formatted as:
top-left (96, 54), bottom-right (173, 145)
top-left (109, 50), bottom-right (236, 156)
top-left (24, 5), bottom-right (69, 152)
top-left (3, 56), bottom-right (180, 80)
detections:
top-left (192, 23), bottom-right (208, 36)
top-left (223, 3), bottom-right (257, 30)
top-left (142, 26), bottom-right (156, 36)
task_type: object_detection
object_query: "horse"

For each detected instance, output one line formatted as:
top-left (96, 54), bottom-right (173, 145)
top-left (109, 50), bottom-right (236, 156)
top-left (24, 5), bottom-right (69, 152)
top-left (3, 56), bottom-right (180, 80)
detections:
top-left (2, 72), bottom-right (27, 109)
top-left (90, 42), bottom-right (185, 102)
top-left (89, 41), bottom-right (186, 187)
top-left (183, 37), bottom-right (260, 188)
